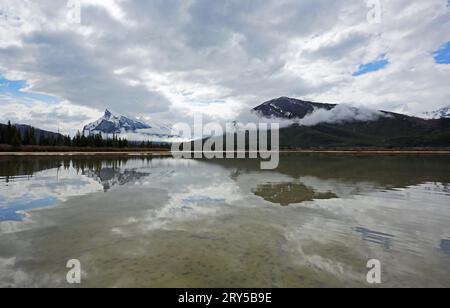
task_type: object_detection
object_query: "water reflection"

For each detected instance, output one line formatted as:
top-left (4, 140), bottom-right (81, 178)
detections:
top-left (0, 154), bottom-right (450, 287)
top-left (0, 197), bottom-right (57, 221)
top-left (352, 227), bottom-right (394, 250)
top-left (252, 182), bottom-right (337, 206)
top-left (84, 168), bottom-right (151, 192)
top-left (441, 240), bottom-right (450, 255)
top-left (0, 156), bottom-right (173, 221)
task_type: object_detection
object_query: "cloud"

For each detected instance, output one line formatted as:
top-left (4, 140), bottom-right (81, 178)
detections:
top-left (0, 95), bottom-right (102, 136)
top-left (0, 0), bottom-right (450, 134)
top-left (234, 103), bottom-right (386, 129)
top-left (297, 104), bottom-right (386, 126)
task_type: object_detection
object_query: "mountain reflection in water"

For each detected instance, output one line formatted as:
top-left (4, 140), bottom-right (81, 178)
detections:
top-left (252, 182), bottom-right (338, 206)
top-left (0, 156), bottom-right (157, 220)
top-left (0, 154), bottom-right (450, 287)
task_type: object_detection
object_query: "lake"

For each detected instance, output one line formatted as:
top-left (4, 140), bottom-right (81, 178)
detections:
top-left (1, 154), bottom-right (450, 287)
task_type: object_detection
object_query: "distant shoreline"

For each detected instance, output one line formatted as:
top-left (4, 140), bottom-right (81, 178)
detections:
top-left (280, 150), bottom-right (450, 155)
top-left (0, 151), bottom-right (173, 157)
top-left (2, 150), bottom-right (450, 156)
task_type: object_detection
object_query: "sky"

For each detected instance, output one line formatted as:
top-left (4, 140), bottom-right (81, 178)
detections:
top-left (0, 0), bottom-right (450, 135)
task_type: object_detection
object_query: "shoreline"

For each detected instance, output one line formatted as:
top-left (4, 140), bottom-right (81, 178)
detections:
top-left (0, 151), bottom-right (173, 157)
top-left (2, 150), bottom-right (450, 156)
top-left (280, 150), bottom-right (450, 155)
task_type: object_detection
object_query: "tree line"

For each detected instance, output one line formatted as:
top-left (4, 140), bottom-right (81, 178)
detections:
top-left (0, 121), bottom-right (163, 148)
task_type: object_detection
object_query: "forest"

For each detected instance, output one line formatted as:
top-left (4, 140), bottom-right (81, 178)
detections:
top-left (0, 121), bottom-right (167, 149)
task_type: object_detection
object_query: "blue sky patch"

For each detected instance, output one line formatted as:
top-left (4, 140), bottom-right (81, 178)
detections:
top-left (353, 55), bottom-right (389, 77)
top-left (0, 74), bottom-right (60, 104)
top-left (433, 41), bottom-right (450, 64)
top-left (0, 196), bottom-right (57, 221)
top-left (0, 77), bottom-right (27, 90)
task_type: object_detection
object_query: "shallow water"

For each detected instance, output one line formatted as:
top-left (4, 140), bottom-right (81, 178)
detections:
top-left (1, 154), bottom-right (450, 287)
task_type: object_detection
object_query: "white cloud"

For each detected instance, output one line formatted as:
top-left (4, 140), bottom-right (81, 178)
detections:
top-left (0, 0), bottom-right (450, 134)
top-left (0, 96), bottom-right (102, 136)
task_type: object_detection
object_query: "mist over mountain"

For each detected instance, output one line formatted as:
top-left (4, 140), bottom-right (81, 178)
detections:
top-left (253, 97), bottom-right (336, 120)
top-left (83, 109), bottom-right (183, 143)
top-left (253, 97), bottom-right (388, 127)
top-left (424, 106), bottom-right (450, 119)
top-left (251, 97), bottom-right (450, 148)
top-left (3, 97), bottom-right (450, 149)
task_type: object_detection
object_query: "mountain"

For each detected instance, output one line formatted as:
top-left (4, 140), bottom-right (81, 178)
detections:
top-left (423, 106), bottom-right (450, 119)
top-left (253, 97), bottom-right (336, 119)
top-left (252, 97), bottom-right (450, 148)
top-left (83, 109), bottom-right (181, 143)
top-left (0, 123), bottom-right (65, 143)
top-left (84, 167), bottom-right (151, 192)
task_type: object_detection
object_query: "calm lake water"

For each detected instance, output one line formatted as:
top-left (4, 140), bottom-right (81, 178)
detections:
top-left (1, 154), bottom-right (450, 288)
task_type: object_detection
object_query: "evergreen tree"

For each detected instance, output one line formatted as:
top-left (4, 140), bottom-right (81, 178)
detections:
top-left (10, 125), bottom-right (21, 146)
top-left (6, 121), bottom-right (13, 144)
top-left (29, 127), bottom-right (36, 145)
top-left (39, 132), bottom-right (49, 146)
top-left (22, 128), bottom-right (30, 145)
top-left (1, 122), bottom-right (134, 149)
top-left (73, 131), bottom-right (82, 147)
top-left (0, 124), bottom-right (5, 144)
top-left (64, 134), bottom-right (71, 146)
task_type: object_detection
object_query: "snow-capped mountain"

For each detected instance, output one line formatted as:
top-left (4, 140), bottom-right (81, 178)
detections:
top-left (83, 109), bottom-right (183, 143)
top-left (83, 167), bottom-right (151, 192)
top-left (423, 106), bottom-right (450, 119)
top-left (253, 97), bottom-right (336, 119)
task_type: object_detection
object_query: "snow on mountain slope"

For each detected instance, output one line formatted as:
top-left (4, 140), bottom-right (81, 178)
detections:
top-left (83, 109), bottom-right (184, 143)
top-left (253, 97), bottom-right (336, 119)
top-left (423, 106), bottom-right (450, 119)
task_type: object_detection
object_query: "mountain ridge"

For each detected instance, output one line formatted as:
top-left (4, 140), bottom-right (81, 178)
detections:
top-left (0, 123), bottom-right (66, 143)
top-left (3, 97), bottom-right (450, 149)
top-left (83, 109), bottom-right (181, 143)
top-left (251, 97), bottom-right (450, 148)
top-left (424, 106), bottom-right (450, 119)
top-left (253, 97), bottom-right (337, 119)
